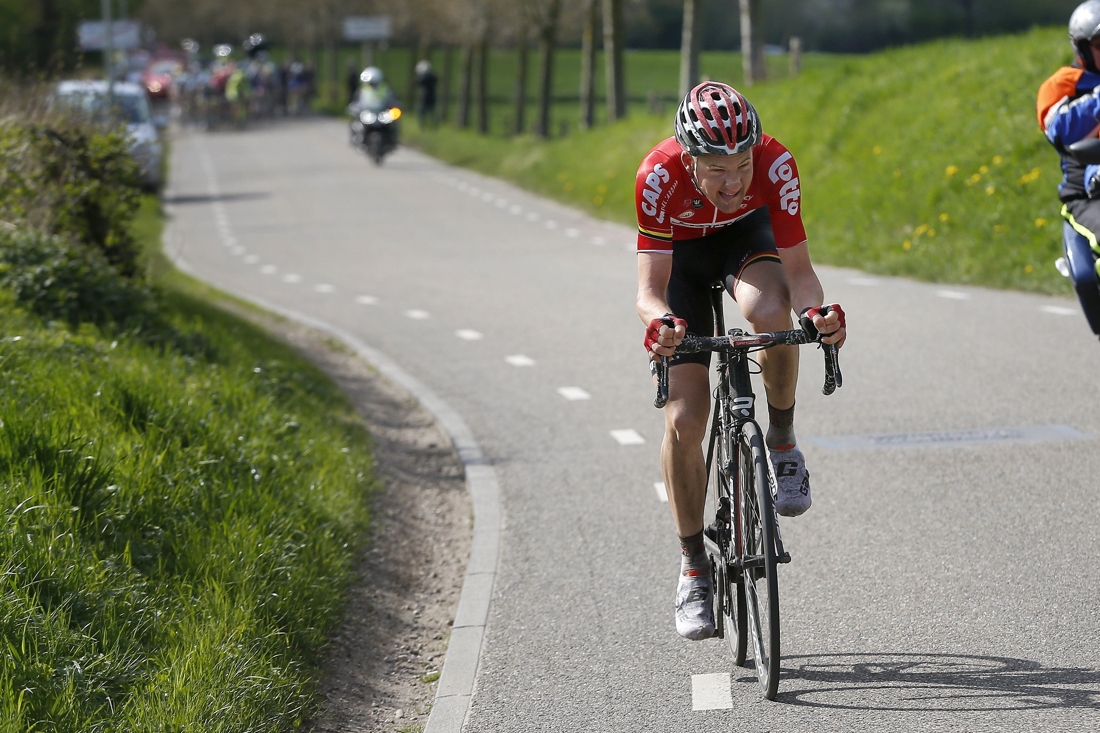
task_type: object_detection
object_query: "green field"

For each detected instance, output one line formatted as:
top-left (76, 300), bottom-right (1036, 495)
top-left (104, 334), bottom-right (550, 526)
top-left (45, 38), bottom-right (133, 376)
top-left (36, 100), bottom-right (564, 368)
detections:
top-left (0, 196), bottom-right (374, 731)
top-left (403, 28), bottom-right (1075, 295)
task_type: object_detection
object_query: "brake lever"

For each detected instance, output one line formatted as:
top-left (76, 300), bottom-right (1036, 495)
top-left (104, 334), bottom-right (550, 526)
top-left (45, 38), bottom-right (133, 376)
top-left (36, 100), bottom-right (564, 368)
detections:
top-left (653, 355), bottom-right (669, 408)
top-left (822, 341), bottom-right (842, 396)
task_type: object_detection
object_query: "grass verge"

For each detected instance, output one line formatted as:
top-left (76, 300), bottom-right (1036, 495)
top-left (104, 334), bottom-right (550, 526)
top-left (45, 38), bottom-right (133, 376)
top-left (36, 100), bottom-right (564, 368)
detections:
top-left (0, 195), bottom-right (374, 731)
top-left (407, 27), bottom-right (1074, 294)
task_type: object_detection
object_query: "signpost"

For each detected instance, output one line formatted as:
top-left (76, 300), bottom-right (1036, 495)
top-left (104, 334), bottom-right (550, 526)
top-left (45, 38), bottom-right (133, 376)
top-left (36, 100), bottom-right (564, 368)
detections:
top-left (79, 20), bottom-right (142, 52)
top-left (343, 15), bottom-right (392, 67)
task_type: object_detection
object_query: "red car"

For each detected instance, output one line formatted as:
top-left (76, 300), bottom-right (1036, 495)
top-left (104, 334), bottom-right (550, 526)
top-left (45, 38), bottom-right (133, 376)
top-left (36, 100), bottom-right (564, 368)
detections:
top-left (142, 59), bottom-right (182, 99)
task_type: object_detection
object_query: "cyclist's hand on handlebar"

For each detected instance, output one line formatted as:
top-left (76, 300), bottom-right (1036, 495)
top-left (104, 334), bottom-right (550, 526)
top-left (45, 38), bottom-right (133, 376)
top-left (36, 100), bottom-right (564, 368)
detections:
top-left (644, 314), bottom-right (687, 360)
top-left (800, 304), bottom-right (846, 348)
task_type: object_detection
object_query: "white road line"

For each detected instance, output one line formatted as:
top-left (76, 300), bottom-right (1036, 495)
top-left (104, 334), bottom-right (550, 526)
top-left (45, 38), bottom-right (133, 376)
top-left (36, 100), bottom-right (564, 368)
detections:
top-left (937, 290), bottom-right (970, 300)
top-left (565, 228), bottom-right (579, 238)
top-left (456, 329), bottom-right (483, 341)
top-left (691, 674), bottom-right (733, 711)
top-left (469, 187), bottom-right (480, 195)
top-left (222, 237), bottom-right (237, 248)
top-left (592, 236), bottom-right (606, 246)
top-left (356, 295), bottom-right (379, 305)
top-left (315, 284), bottom-right (335, 293)
top-left (847, 277), bottom-right (878, 286)
top-left (505, 354), bottom-right (535, 367)
top-left (509, 205), bottom-right (522, 215)
top-left (230, 246), bottom-right (246, 256)
top-left (1041, 305), bottom-right (1078, 316)
top-left (527, 212), bottom-right (540, 222)
top-left (405, 309), bottom-right (430, 320)
top-left (260, 265), bottom-right (277, 275)
top-left (654, 481), bottom-right (669, 503)
top-left (244, 254), bottom-right (259, 264)
top-left (545, 220), bottom-right (558, 229)
top-left (495, 199), bottom-right (508, 208)
top-left (282, 273), bottom-right (301, 283)
top-left (610, 429), bottom-right (645, 445)
top-left (481, 192), bottom-right (494, 202)
top-left (557, 387), bottom-right (591, 401)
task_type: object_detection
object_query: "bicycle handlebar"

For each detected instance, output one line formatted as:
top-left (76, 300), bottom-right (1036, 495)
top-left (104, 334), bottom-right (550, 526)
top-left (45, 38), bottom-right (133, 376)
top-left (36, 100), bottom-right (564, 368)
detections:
top-left (652, 328), bottom-right (842, 408)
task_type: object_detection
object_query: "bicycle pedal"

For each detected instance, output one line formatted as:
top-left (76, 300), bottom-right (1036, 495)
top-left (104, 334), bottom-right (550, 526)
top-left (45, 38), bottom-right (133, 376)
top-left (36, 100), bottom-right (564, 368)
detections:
top-left (777, 552), bottom-right (791, 564)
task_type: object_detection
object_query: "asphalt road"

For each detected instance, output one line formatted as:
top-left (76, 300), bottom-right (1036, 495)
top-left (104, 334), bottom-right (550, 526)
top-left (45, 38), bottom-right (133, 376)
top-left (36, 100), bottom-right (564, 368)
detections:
top-left (165, 119), bottom-right (1100, 732)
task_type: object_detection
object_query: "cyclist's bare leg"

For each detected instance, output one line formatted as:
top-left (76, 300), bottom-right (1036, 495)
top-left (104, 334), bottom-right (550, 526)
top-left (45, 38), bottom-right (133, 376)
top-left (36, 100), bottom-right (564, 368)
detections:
top-left (660, 363), bottom-right (711, 537)
top-left (731, 261), bottom-right (799, 447)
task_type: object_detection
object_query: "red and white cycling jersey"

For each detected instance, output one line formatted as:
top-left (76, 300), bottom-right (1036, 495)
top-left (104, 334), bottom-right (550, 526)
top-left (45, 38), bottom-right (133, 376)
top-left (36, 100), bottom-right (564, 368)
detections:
top-left (635, 135), bottom-right (807, 254)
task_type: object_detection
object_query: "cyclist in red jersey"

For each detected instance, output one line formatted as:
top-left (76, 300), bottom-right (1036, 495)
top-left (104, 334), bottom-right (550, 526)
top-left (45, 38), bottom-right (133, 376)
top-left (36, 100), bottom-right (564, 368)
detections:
top-left (636, 82), bottom-right (846, 640)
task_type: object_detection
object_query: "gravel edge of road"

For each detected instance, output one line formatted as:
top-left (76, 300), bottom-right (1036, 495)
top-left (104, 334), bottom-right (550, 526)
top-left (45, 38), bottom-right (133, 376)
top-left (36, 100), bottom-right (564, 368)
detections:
top-left (167, 255), bottom-right (499, 733)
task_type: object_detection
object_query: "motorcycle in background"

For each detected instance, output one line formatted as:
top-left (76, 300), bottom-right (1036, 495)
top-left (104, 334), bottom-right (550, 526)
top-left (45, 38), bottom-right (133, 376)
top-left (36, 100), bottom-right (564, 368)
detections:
top-left (1057, 138), bottom-right (1100, 340)
top-left (348, 99), bottom-right (401, 165)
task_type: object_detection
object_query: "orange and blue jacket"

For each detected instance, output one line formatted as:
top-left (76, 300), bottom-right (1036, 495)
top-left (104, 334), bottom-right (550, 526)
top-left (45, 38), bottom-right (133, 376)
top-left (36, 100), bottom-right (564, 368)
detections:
top-left (1037, 65), bottom-right (1100, 201)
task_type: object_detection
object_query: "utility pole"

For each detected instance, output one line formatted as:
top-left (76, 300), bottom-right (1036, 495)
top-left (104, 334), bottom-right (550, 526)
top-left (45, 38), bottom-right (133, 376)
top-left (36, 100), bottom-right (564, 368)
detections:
top-left (602, 0), bottom-right (625, 122)
top-left (102, 0), bottom-right (114, 109)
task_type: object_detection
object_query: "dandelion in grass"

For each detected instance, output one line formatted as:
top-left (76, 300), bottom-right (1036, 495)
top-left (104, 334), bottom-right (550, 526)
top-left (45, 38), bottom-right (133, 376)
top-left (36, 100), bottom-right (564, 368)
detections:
top-left (894, 170), bottom-right (902, 178)
top-left (979, 165), bottom-right (989, 174)
top-left (1019, 168), bottom-right (1041, 185)
top-left (939, 213), bottom-right (949, 222)
top-left (914, 224), bottom-right (929, 237)
top-left (993, 156), bottom-right (1003, 164)
top-left (597, 184), bottom-right (608, 193)
top-left (1036, 218), bottom-right (1048, 228)
top-left (594, 196), bottom-right (604, 206)
top-left (986, 185), bottom-right (996, 195)
top-left (903, 240), bottom-right (912, 251)
top-left (967, 173), bottom-right (982, 185)
top-left (1025, 265), bottom-right (1034, 273)
top-left (873, 146), bottom-right (883, 155)
top-left (994, 224), bottom-right (1003, 233)
top-left (928, 228), bottom-right (937, 237)
top-left (946, 166), bottom-right (959, 177)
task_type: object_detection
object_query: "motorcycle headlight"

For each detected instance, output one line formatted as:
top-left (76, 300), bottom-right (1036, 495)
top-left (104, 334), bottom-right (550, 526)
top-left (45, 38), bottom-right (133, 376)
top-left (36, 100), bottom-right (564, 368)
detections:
top-left (378, 109), bottom-right (393, 124)
top-left (359, 110), bottom-right (377, 124)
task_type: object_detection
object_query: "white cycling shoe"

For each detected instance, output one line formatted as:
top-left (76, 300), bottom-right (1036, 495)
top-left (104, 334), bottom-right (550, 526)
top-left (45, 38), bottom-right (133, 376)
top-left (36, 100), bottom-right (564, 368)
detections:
top-left (769, 445), bottom-right (812, 517)
top-left (675, 572), bottom-right (715, 640)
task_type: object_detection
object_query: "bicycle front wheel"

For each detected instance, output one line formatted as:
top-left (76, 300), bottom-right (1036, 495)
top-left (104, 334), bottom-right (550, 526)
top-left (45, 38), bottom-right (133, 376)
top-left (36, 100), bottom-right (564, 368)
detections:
top-left (739, 420), bottom-right (781, 700)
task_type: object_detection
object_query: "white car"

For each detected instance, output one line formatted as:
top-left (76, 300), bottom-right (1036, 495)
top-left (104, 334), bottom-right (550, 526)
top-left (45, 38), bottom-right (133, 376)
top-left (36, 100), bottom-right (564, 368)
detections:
top-left (53, 80), bottom-right (164, 191)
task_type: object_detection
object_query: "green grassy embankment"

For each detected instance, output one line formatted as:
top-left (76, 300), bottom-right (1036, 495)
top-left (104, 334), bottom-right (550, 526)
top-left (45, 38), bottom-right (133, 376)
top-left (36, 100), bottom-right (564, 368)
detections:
top-left (407, 28), bottom-right (1074, 294)
top-left (0, 189), bottom-right (373, 730)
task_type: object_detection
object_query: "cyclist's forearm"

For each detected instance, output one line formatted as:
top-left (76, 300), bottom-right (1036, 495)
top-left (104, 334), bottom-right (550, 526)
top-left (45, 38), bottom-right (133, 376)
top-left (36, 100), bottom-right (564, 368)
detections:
top-left (637, 252), bottom-right (674, 324)
top-left (786, 269), bottom-right (825, 317)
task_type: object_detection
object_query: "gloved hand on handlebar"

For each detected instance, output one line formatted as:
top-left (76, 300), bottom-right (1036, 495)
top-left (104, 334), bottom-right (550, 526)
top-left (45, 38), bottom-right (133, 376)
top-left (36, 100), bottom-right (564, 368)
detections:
top-left (644, 314), bottom-right (687, 359)
top-left (799, 304), bottom-right (846, 348)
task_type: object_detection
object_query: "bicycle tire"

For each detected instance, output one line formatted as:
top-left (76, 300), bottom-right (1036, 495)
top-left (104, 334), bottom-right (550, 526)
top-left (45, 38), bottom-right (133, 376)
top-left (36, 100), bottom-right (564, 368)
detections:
top-left (739, 420), bottom-right (781, 699)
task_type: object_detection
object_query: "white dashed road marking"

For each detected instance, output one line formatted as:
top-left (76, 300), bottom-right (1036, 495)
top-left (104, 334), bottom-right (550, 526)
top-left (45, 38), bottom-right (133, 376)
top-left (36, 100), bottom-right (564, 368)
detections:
top-left (509, 205), bottom-right (522, 215)
top-left (230, 246), bottom-right (246, 256)
top-left (315, 284), bottom-right (335, 293)
top-left (565, 228), bottom-right (579, 238)
top-left (691, 673), bottom-right (733, 711)
top-left (456, 329), bottom-right (483, 341)
top-left (936, 290), bottom-right (969, 300)
top-left (355, 295), bottom-right (379, 305)
top-left (282, 273), bottom-right (301, 283)
top-left (405, 309), bottom-right (430, 320)
top-left (244, 255), bottom-right (259, 264)
top-left (545, 220), bottom-right (558, 229)
top-left (611, 429), bottom-right (645, 445)
top-left (1041, 305), bottom-right (1078, 316)
top-left (654, 481), bottom-right (669, 503)
top-left (505, 354), bottom-right (535, 367)
top-left (592, 236), bottom-right (606, 246)
top-left (527, 212), bottom-right (540, 222)
top-left (260, 265), bottom-right (277, 275)
top-left (848, 277), bottom-right (878, 286)
top-left (557, 387), bottom-right (591, 401)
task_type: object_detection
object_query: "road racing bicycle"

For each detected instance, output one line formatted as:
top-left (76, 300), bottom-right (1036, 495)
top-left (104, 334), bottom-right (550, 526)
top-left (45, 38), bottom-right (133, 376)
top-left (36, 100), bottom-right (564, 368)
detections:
top-left (652, 284), bottom-right (842, 699)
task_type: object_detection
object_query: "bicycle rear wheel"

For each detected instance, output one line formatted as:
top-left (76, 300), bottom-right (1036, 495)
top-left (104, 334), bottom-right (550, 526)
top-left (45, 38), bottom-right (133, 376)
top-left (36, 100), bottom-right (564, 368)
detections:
top-left (739, 420), bottom-right (781, 700)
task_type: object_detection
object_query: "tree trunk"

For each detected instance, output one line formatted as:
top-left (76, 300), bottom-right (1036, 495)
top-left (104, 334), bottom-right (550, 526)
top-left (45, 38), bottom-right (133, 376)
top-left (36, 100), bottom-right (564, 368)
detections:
top-left (579, 0), bottom-right (598, 129)
top-left (679, 0), bottom-right (703, 99)
top-left (602, 0), bottom-right (626, 122)
top-left (456, 43), bottom-right (474, 129)
top-left (739, 0), bottom-right (765, 86)
top-left (958, 0), bottom-right (975, 36)
top-left (514, 29), bottom-right (529, 135)
top-left (440, 45), bottom-right (454, 123)
top-left (406, 33), bottom-right (421, 111)
top-left (536, 23), bottom-right (558, 137)
top-left (325, 39), bottom-right (338, 105)
top-left (476, 30), bottom-right (490, 134)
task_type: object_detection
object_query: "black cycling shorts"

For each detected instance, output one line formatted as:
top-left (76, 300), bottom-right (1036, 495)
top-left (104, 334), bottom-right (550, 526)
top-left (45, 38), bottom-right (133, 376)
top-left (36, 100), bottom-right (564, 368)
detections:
top-left (667, 206), bottom-right (782, 368)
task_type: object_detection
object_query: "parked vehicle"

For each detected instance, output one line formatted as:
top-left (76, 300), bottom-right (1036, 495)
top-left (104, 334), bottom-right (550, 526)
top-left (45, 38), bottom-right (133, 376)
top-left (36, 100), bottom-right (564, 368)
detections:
top-left (53, 80), bottom-right (165, 191)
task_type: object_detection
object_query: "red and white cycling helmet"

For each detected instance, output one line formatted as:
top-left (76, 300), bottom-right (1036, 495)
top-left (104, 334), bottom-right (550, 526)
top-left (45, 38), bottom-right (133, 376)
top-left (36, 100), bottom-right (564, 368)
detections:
top-left (674, 81), bottom-right (761, 156)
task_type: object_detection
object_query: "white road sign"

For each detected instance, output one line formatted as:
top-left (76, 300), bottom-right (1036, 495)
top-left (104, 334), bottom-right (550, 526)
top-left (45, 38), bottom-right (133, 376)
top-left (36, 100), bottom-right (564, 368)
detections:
top-left (343, 16), bottom-right (392, 42)
top-left (78, 21), bottom-right (142, 51)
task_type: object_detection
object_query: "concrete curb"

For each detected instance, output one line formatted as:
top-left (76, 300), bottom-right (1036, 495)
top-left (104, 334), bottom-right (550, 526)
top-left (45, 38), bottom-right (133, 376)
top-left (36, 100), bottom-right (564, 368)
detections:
top-left (166, 254), bottom-right (497, 733)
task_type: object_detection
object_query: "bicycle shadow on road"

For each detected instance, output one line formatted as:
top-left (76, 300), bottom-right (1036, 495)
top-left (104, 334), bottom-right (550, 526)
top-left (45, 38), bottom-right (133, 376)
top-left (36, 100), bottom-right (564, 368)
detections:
top-left (768, 653), bottom-right (1100, 711)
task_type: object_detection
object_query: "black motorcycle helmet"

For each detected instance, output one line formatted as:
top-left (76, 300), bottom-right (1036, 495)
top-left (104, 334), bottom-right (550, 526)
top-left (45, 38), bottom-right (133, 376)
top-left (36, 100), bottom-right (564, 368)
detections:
top-left (1070, 1), bottom-right (1100, 72)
